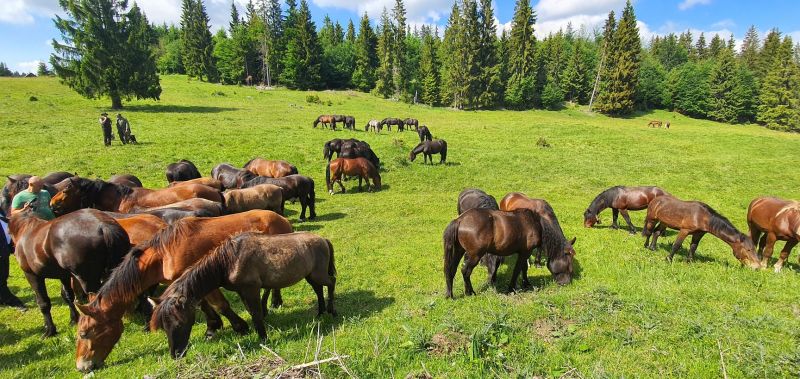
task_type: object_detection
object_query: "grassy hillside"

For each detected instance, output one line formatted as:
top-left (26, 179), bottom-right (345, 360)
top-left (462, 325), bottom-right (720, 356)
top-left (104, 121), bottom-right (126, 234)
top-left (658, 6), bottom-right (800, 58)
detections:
top-left (1, 75), bottom-right (799, 378)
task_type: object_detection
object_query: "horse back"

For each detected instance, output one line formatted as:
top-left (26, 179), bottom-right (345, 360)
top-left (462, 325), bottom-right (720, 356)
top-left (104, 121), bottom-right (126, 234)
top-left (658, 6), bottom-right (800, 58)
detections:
top-left (230, 232), bottom-right (330, 288)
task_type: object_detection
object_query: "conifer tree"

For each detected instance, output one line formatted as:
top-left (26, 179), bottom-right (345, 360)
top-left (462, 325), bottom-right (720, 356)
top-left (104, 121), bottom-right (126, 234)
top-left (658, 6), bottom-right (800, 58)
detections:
top-left (461, 0), bottom-right (481, 108)
top-left (758, 29), bottom-right (782, 79)
top-left (181, 0), bottom-right (218, 82)
top-left (695, 33), bottom-right (707, 60)
top-left (440, 2), bottom-right (467, 108)
top-left (474, 0), bottom-right (501, 108)
top-left (392, 0), bottom-right (408, 100)
top-left (708, 34), bottom-right (724, 59)
top-left (635, 52), bottom-right (667, 109)
top-left (351, 13), bottom-right (377, 91)
top-left (279, 0), bottom-right (321, 89)
top-left (595, 1), bottom-right (640, 116)
top-left (346, 20), bottom-right (356, 44)
top-left (373, 8), bottom-right (395, 98)
top-left (708, 47), bottom-right (743, 123)
top-left (503, 0), bottom-right (536, 108)
top-left (739, 25), bottom-right (760, 71)
top-left (757, 37), bottom-right (800, 131)
top-left (419, 26), bottom-right (440, 106)
top-left (230, 1), bottom-right (241, 32)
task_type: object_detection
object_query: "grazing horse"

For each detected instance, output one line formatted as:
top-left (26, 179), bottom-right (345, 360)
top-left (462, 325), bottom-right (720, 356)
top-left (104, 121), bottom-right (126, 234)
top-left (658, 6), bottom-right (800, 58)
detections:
top-left (74, 211), bottom-right (293, 372)
top-left (365, 119), bottom-right (381, 133)
top-left (132, 198), bottom-right (225, 217)
top-left (417, 125), bottom-right (432, 142)
top-left (108, 174), bottom-right (143, 188)
top-left (323, 138), bottom-right (345, 161)
top-left (165, 160), bottom-right (201, 183)
top-left (223, 184), bottom-right (283, 215)
top-left (245, 75), bottom-right (253, 86)
top-left (242, 175), bottom-right (317, 221)
top-left (211, 163), bottom-right (256, 190)
top-left (340, 139), bottom-right (380, 168)
top-left (50, 177), bottom-right (223, 214)
top-left (344, 116), bottom-right (356, 130)
top-left (500, 192), bottom-right (573, 269)
top-left (150, 232), bottom-right (336, 358)
top-left (647, 120), bottom-right (662, 128)
top-left (747, 197), bottom-right (800, 271)
top-left (583, 186), bottom-right (670, 234)
top-left (313, 115), bottom-right (336, 130)
top-left (409, 139), bottom-right (447, 164)
top-left (1, 171), bottom-right (72, 214)
top-left (104, 213), bottom-right (168, 246)
top-left (443, 208), bottom-right (576, 298)
top-left (642, 196), bottom-right (760, 268)
top-left (333, 115), bottom-right (346, 126)
top-left (457, 189), bottom-right (504, 283)
top-left (403, 118), bottom-right (419, 131)
top-left (326, 158), bottom-right (381, 194)
top-left (379, 118), bottom-right (404, 132)
top-left (9, 204), bottom-right (130, 338)
top-left (243, 158), bottom-right (299, 178)
top-left (168, 177), bottom-right (223, 191)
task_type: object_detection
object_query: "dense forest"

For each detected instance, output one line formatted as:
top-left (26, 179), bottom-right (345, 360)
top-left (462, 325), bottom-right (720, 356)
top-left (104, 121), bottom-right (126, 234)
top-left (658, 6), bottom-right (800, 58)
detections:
top-left (12, 0), bottom-right (800, 130)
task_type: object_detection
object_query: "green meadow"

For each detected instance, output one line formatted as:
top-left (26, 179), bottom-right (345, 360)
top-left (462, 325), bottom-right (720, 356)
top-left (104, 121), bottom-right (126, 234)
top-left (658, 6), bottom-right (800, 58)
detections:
top-left (1, 75), bottom-right (799, 378)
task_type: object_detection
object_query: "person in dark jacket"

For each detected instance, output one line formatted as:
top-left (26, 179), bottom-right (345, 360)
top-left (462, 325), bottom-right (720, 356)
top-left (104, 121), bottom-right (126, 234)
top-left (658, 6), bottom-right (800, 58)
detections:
top-left (0, 209), bottom-right (24, 308)
top-left (100, 112), bottom-right (113, 146)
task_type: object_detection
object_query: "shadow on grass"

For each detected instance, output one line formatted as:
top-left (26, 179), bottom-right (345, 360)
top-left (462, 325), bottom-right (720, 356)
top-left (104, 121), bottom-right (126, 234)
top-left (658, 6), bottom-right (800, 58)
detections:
top-left (311, 212), bottom-right (345, 222)
top-left (645, 242), bottom-right (719, 264)
top-left (123, 104), bottom-right (238, 114)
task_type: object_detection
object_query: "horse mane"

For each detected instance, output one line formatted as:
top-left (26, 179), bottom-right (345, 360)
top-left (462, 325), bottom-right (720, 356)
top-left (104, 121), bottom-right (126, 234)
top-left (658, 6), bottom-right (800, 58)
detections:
top-left (538, 203), bottom-right (569, 261)
top-left (777, 202), bottom-right (800, 217)
top-left (588, 186), bottom-right (623, 213)
top-left (701, 203), bottom-right (744, 239)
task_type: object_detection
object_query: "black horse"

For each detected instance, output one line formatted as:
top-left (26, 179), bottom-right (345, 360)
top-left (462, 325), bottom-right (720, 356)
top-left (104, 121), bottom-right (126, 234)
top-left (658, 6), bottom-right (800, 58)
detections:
top-left (109, 174), bottom-right (143, 188)
top-left (211, 163), bottom-right (256, 190)
top-left (242, 175), bottom-right (317, 221)
top-left (379, 118), bottom-right (405, 132)
top-left (165, 160), bottom-right (201, 183)
top-left (324, 138), bottom-right (380, 168)
top-left (457, 188), bottom-right (505, 284)
top-left (409, 140), bottom-right (447, 164)
top-left (403, 118), bottom-right (419, 131)
top-left (344, 116), bottom-right (356, 130)
top-left (1, 172), bottom-right (73, 215)
top-left (417, 125), bottom-right (432, 142)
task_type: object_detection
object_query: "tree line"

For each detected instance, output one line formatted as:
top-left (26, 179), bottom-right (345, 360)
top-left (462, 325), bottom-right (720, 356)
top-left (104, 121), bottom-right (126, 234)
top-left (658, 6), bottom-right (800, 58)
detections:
top-left (47, 0), bottom-right (800, 131)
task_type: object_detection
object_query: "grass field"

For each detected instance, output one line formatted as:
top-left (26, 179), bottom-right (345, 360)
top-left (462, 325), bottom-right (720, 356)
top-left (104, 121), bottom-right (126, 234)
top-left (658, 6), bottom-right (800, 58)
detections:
top-left (1, 75), bottom-right (800, 378)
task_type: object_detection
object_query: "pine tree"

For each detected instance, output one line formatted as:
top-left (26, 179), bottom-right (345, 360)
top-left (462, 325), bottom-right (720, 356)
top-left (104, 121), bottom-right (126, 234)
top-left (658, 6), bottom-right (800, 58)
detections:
top-left (373, 8), bottom-right (395, 98)
top-left (595, 1), bottom-right (640, 116)
top-left (0, 62), bottom-right (11, 77)
top-left (51, 0), bottom-right (161, 108)
top-left (181, 0), bottom-right (217, 82)
top-left (474, 0), bottom-right (501, 108)
top-left (230, 1), bottom-right (241, 32)
top-left (392, 0), bottom-right (409, 100)
top-left (461, 0), bottom-right (481, 108)
top-left (708, 34), bottom-right (724, 59)
top-left (695, 33), bottom-right (707, 60)
top-left (345, 20), bottom-right (355, 44)
top-left (503, 0), bottom-right (536, 108)
top-left (679, 30), bottom-right (694, 60)
top-left (418, 26), bottom-right (440, 106)
top-left (351, 13), bottom-right (377, 92)
top-left (708, 47), bottom-right (743, 123)
top-left (590, 11), bottom-right (615, 110)
top-left (440, 2), bottom-right (468, 108)
top-left (734, 65), bottom-right (758, 123)
top-left (635, 51), bottom-right (667, 109)
top-left (36, 62), bottom-right (51, 76)
top-left (739, 25), bottom-right (760, 71)
top-left (758, 29), bottom-right (782, 79)
top-left (757, 37), bottom-right (800, 131)
top-left (279, 0), bottom-right (321, 89)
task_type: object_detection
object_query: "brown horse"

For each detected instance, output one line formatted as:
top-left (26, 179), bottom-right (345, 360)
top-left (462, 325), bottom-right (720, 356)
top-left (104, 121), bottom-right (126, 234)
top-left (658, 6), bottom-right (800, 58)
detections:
top-left (243, 158), bottom-right (299, 178)
top-left (500, 192), bottom-right (575, 269)
top-left (313, 115), bottom-right (336, 130)
top-left (584, 186), bottom-right (670, 234)
top-left (242, 175), bottom-right (317, 221)
top-left (50, 177), bottom-right (222, 214)
top-left (647, 120), bottom-right (662, 128)
top-left (165, 160), bottom-right (201, 184)
top-left (168, 177), bottom-right (223, 191)
top-left (223, 184), bottom-right (283, 214)
top-left (105, 213), bottom-right (168, 246)
top-left (211, 163), bottom-right (256, 190)
top-left (150, 232), bottom-right (336, 358)
top-left (74, 210), bottom-right (293, 372)
top-left (403, 118), bottom-right (419, 131)
top-left (409, 140), bottom-right (447, 164)
top-left (443, 208), bottom-right (575, 298)
top-left (457, 189), bottom-right (504, 283)
top-left (9, 204), bottom-right (130, 337)
top-left (108, 174), bottom-right (143, 188)
top-left (643, 196), bottom-right (760, 268)
top-left (325, 157), bottom-right (381, 194)
top-left (747, 197), bottom-right (800, 271)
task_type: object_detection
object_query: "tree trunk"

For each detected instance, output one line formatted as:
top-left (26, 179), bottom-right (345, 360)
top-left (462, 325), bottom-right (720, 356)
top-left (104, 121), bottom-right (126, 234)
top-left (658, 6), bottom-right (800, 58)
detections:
top-left (111, 94), bottom-right (123, 109)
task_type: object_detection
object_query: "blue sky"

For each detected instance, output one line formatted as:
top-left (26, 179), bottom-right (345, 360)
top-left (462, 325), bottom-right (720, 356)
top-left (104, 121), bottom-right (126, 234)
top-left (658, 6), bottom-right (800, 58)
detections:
top-left (1, 0), bottom-right (798, 73)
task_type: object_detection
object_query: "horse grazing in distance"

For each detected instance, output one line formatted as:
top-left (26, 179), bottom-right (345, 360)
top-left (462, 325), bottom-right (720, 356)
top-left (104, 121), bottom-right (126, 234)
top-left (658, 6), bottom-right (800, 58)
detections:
top-left (243, 158), bottom-right (299, 178)
top-left (747, 197), bottom-right (800, 271)
top-left (326, 158), bottom-right (381, 194)
top-left (165, 160), bottom-right (202, 184)
top-left (211, 163), bottom-right (256, 190)
top-left (443, 208), bottom-right (575, 298)
top-left (647, 120), bottom-right (662, 128)
top-left (409, 140), bottom-right (447, 164)
top-left (583, 186), bottom-right (670, 234)
top-left (168, 177), bottom-right (223, 191)
top-left (313, 115), bottom-right (336, 130)
top-left (108, 174), bottom-right (143, 188)
top-left (242, 175), bottom-right (317, 221)
top-left (245, 75), bottom-right (253, 86)
top-left (344, 116), bottom-right (356, 130)
top-left (223, 184), bottom-right (283, 215)
top-left (457, 189), bottom-right (504, 283)
top-left (403, 118), bottom-right (419, 131)
top-left (417, 125), bottom-right (432, 142)
top-left (642, 196), bottom-right (760, 268)
top-left (9, 203), bottom-right (130, 338)
top-left (365, 119), bottom-right (381, 133)
top-left (379, 118), bottom-right (404, 132)
top-left (1, 171), bottom-right (73, 214)
top-left (150, 232), bottom-right (336, 358)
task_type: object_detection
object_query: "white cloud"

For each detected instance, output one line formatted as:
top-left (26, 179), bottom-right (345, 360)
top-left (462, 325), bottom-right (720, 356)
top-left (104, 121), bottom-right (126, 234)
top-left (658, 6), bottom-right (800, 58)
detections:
top-left (313, 0), bottom-right (452, 26)
top-left (16, 60), bottom-right (42, 74)
top-left (678, 0), bottom-right (712, 11)
top-left (0, 0), bottom-right (61, 24)
top-left (534, 0), bottom-right (626, 22)
top-left (711, 19), bottom-right (735, 29)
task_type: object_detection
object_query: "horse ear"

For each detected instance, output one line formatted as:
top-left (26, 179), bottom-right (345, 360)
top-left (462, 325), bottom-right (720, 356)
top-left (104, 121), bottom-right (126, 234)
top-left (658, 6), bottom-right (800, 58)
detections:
top-left (569, 237), bottom-right (577, 246)
top-left (87, 292), bottom-right (97, 302)
top-left (75, 301), bottom-right (95, 317)
top-left (147, 296), bottom-right (161, 308)
top-left (6, 177), bottom-right (15, 184)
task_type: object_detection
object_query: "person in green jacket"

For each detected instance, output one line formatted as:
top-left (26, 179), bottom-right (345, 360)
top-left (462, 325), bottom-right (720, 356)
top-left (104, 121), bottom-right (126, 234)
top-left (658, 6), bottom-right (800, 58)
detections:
top-left (10, 176), bottom-right (55, 220)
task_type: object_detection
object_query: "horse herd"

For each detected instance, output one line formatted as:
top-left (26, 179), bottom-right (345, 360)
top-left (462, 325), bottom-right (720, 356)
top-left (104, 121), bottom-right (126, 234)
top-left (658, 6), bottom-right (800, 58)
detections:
top-left (313, 115), bottom-right (424, 134)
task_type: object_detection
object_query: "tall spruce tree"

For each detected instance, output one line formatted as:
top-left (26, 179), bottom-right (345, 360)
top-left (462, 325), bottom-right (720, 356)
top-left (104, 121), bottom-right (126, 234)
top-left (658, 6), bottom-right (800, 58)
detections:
top-left (590, 11), bottom-right (615, 110)
top-left (345, 20), bottom-right (356, 44)
top-left (461, 0), bottom-right (481, 108)
top-left (181, 0), bottom-right (217, 82)
top-left (695, 33), bottom-right (707, 60)
top-left (758, 29), bottom-right (782, 79)
top-left (418, 26), bottom-right (440, 106)
top-left (440, 2), bottom-right (467, 108)
top-left (504, 0), bottom-right (536, 108)
top-left (595, 1), bottom-right (640, 116)
top-left (373, 8), bottom-right (395, 98)
top-left (474, 0), bottom-right (501, 108)
top-left (279, 0), bottom-right (321, 89)
top-left (708, 34), bottom-right (725, 59)
top-left (757, 37), bottom-right (800, 131)
top-left (392, 0), bottom-right (408, 100)
top-left (351, 13), bottom-right (377, 92)
top-left (739, 25), bottom-right (760, 71)
top-left (230, 1), bottom-right (241, 32)
top-left (51, 0), bottom-right (161, 108)
top-left (708, 47), bottom-right (743, 123)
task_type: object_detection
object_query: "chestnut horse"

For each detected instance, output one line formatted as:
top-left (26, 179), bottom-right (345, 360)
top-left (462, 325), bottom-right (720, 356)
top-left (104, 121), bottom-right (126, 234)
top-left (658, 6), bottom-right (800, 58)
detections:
top-left (325, 157), bottom-right (381, 194)
top-left (243, 158), bottom-right (299, 178)
top-left (443, 208), bottom-right (575, 298)
top-left (211, 163), bottom-right (256, 190)
top-left (165, 160), bottom-right (201, 183)
top-left (1, 171), bottom-right (73, 214)
top-left (643, 196), bottom-right (760, 268)
top-left (50, 177), bottom-right (223, 214)
top-left (168, 177), bottom-right (223, 190)
top-left (457, 189), bottom-right (504, 283)
top-left (223, 184), bottom-right (283, 214)
top-left (10, 204), bottom-right (130, 338)
top-left (747, 197), bottom-right (800, 271)
top-left (409, 140), bottom-right (447, 164)
top-left (108, 174), bottom-right (143, 188)
top-left (313, 115), bottom-right (336, 129)
top-left (583, 186), bottom-right (670, 234)
top-left (150, 232), bottom-right (336, 358)
top-left (105, 213), bottom-right (168, 246)
top-left (242, 175), bottom-right (317, 221)
top-left (74, 210), bottom-right (293, 372)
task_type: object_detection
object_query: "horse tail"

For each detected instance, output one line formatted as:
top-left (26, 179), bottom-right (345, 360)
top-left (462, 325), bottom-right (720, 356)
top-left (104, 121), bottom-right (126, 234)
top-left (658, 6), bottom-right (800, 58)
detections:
top-left (325, 161), bottom-right (332, 191)
top-left (443, 219), bottom-right (462, 289)
top-left (103, 222), bottom-right (130, 275)
top-left (441, 140), bottom-right (448, 163)
top-left (326, 239), bottom-right (336, 279)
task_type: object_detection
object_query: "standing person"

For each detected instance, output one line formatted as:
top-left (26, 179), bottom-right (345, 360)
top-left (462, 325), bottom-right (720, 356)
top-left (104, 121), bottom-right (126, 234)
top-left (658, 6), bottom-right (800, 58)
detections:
top-left (99, 112), bottom-right (113, 146)
top-left (10, 176), bottom-right (56, 220)
top-left (116, 113), bottom-right (131, 144)
top-left (0, 208), bottom-right (23, 308)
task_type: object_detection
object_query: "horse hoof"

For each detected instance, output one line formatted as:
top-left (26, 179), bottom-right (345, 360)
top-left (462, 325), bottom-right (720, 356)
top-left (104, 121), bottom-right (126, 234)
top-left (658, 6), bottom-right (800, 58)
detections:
top-left (42, 329), bottom-right (57, 338)
top-left (298, 218), bottom-right (306, 222)
top-left (328, 191), bottom-right (334, 195)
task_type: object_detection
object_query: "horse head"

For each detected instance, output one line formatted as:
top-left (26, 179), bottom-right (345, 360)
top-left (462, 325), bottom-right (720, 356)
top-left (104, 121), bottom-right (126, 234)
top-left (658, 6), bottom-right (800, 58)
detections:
top-left (583, 209), bottom-right (599, 227)
top-left (731, 235), bottom-right (760, 269)
top-left (149, 295), bottom-right (195, 359)
top-left (50, 177), bottom-right (84, 215)
top-left (75, 294), bottom-right (124, 372)
top-left (547, 237), bottom-right (576, 286)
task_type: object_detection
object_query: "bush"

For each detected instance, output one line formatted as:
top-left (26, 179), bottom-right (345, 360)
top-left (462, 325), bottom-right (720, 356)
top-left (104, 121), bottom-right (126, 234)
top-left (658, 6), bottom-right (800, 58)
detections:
top-left (536, 137), bottom-right (551, 148)
top-left (28, 96), bottom-right (38, 101)
top-left (305, 94), bottom-right (321, 104)
top-left (211, 90), bottom-right (225, 97)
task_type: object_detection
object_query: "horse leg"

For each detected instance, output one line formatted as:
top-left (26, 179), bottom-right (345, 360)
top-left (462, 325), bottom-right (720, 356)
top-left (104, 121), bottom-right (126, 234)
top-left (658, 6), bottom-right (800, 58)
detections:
top-left (611, 209), bottom-right (620, 229)
top-left (25, 273), bottom-right (56, 337)
top-left (668, 230), bottom-right (689, 262)
top-left (270, 288), bottom-right (283, 308)
top-left (204, 289), bottom-right (249, 334)
top-left (337, 177), bottom-right (346, 194)
top-left (298, 195), bottom-right (308, 222)
top-left (774, 240), bottom-right (797, 272)
top-left (761, 233), bottom-right (778, 269)
top-left (199, 300), bottom-right (224, 338)
top-left (239, 288), bottom-right (267, 340)
top-left (508, 251), bottom-right (530, 293)
top-left (305, 277), bottom-right (327, 316)
top-left (687, 233), bottom-right (705, 262)
top-left (461, 253), bottom-right (481, 296)
top-left (444, 247), bottom-right (465, 299)
top-left (308, 190), bottom-right (317, 220)
top-left (619, 209), bottom-right (636, 234)
top-left (59, 275), bottom-right (79, 325)
top-left (358, 176), bottom-right (363, 192)
top-left (748, 223), bottom-right (763, 258)
top-left (649, 222), bottom-right (666, 251)
top-left (325, 273), bottom-right (336, 316)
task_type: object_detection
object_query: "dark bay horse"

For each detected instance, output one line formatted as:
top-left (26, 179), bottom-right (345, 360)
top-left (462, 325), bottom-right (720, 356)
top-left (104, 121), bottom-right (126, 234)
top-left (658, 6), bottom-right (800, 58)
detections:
top-left (313, 115), bottom-right (336, 130)
top-left (747, 197), bottom-right (800, 271)
top-left (132, 198), bottom-right (226, 223)
top-left (108, 174), bottom-right (143, 188)
top-left (325, 158), bottom-right (381, 194)
top-left (242, 175), bottom-right (317, 221)
top-left (340, 139), bottom-right (380, 168)
top-left (74, 210), bottom-right (293, 372)
top-left (409, 140), bottom-right (447, 164)
top-left (457, 189), bottom-right (504, 283)
top-left (1, 171), bottom-right (73, 214)
top-left (150, 232), bottom-right (336, 358)
top-left (243, 158), bottom-right (298, 178)
top-left (443, 208), bottom-right (575, 298)
top-left (417, 125), bottom-right (432, 142)
top-left (403, 118), bottom-right (419, 131)
top-left (165, 160), bottom-right (201, 183)
top-left (323, 138), bottom-right (345, 161)
top-left (584, 186), bottom-right (670, 234)
top-left (211, 163), bottom-right (256, 190)
top-left (168, 177), bottom-right (223, 191)
top-left (379, 118), bottom-right (404, 131)
top-left (9, 204), bottom-right (130, 337)
top-left (500, 192), bottom-right (575, 268)
top-left (344, 116), bottom-right (356, 129)
top-left (642, 196), bottom-right (760, 268)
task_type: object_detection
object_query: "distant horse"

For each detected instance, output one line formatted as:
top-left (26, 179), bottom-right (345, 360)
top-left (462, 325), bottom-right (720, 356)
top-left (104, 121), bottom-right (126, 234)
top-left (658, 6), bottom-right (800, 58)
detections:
top-left (243, 158), bottom-right (298, 178)
top-left (150, 232), bottom-right (336, 358)
top-left (104, 212), bottom-right (168, 246)
top-left (417, 125), bottom-right (432, 142)
top-left (344, 116), bottom-right (356, 130)
top-left (168, 177), bottom-right (223, 191)
top-left (223, 184), bottom-right (283, 215)
top-left (647, 120), bottom-right (662, 128)
top-left (313, 115), bottom-right (336, 130)
top-left (211, 163), bottom-right (256, 189)
top-left (74, 210), bottom-right (293, 372)
top-left (747, 197), bottom-right (800, 271)
top-left (9, 204), bottom-right (129, 338)
top-left (403, 118), bottom-right (419, 131)
top-left (245, 75), bottom-right (253, 86)
top-left (409, 140), bottom-right (447, 164)
top-left (333, 115), bottom-right (346, 127)
top-left (443, 208), bottom-right (575, 298)
top-left (642, 196), bottom-right (760, 268)
top-left (326, 158), bottom-right (381, 194)
top-left (379, 118), bottom-right (404, 132)
top-left (583, 186), bottom-right (670, 234)
top-left (457, 188), bottom-right (504, 283)
top-left (365, 119), bottom-right (381, 133)
top-left (165, 160), bottom-right (201, 184)
top-left (242, 175), bottom-right (317, 221)
top-left (108, 174), bottom-right (143, 188)
top-left (1, 171), bottom-right (72, 214)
